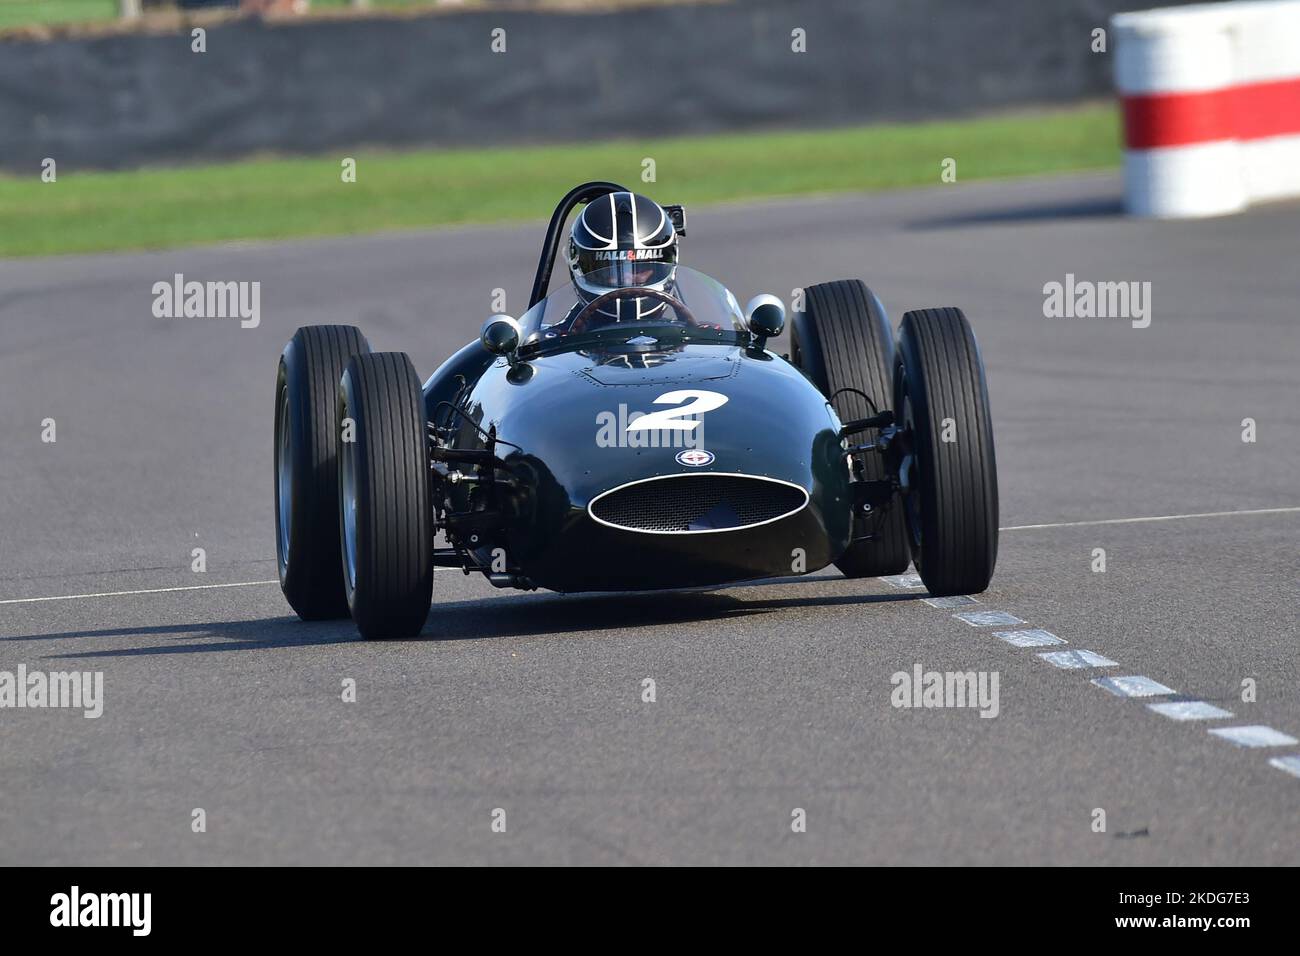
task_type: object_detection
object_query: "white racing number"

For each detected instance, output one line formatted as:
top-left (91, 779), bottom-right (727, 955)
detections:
top-left (625, 389), bottom-right (729, 432)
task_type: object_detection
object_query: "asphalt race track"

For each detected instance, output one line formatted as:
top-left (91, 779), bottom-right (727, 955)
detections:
top-left (2, 172), bottom-right (1298, 865)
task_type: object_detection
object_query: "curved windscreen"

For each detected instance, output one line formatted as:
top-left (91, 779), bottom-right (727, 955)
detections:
top-left (519, 266), bottom-right (748, 354)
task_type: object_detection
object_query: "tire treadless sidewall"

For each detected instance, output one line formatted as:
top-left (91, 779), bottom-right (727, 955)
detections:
top-left (339, 351), bottom-right (434, 639)
top-left (792, 279), bottom-right (911, 576)
top-left (895, 307), bottom-right (998, 596)
top-left (275, 324), bottom-right (369, 619)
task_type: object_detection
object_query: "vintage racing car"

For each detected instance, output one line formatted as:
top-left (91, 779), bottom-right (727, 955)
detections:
top-left (273, 182), bottom-right (998, 638)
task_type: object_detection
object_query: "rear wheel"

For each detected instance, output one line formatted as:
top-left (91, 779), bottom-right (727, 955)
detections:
top-left (791, 279), bottom-right (910, 577)
top-left (894, 308), bottom-right (998, 596)
top-left (338, 351), bottom-right (434, 639)
top-left (275, 325), bottom-right (370, 620)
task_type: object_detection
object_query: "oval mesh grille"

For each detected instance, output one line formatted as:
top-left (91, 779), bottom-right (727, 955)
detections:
top-left (589, 475), bottom-right (807, 533)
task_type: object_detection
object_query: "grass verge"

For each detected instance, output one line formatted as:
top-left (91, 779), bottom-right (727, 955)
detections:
top-left (0, 103), bottom-right (1118, 257)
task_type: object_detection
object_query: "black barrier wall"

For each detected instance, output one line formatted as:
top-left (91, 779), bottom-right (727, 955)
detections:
top-left (0, 0), bottom-right (1186, 171)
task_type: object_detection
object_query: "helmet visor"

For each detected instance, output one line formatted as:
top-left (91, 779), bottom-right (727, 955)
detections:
top-left (574, 261), bottom-right (676, 296)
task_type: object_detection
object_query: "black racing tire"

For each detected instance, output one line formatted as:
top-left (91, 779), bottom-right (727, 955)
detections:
top-left (791, 279), bottom-right (911, 577)
top-left (275, 325), bottom-right (370, 620)
top-left (893, 308), bottom-right (998, 596)
top-left (338, 351), bottom-right (434, 640)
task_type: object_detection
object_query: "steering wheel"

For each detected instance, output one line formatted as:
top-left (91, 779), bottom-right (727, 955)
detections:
top-left (569, 287), bottom-right (699, 334)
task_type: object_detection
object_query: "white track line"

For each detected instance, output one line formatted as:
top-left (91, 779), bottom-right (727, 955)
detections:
top-left (0, 580), bottom-right (279, 606)
top-left (1001, 506), bottom-right (1300, 532)
top-left (3, 506), bottom-right (1298, 606)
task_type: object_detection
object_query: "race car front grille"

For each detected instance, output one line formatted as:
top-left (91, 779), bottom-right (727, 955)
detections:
top-left (588, 474), bottom-right (808, 534)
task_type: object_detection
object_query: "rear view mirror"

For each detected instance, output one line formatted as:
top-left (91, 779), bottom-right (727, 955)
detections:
top-left (481, 315), bottom-right (521, 363)
top-left (744, 294), bottom-right (786, 347)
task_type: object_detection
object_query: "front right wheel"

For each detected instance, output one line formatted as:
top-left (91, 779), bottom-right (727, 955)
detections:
top-left (338, 351), bottom-right (435, 640)
top-left (275, 324), bottom-right (370, 620)
top-left (894, 307), bottom-right (998, 596)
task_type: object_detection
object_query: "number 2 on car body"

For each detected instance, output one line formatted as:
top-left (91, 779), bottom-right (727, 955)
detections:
top-left (625, 390), bottom-right (729, 432)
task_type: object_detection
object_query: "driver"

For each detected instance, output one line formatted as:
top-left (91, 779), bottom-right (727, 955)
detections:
top-left (563, 191), bottom-right (681, 329)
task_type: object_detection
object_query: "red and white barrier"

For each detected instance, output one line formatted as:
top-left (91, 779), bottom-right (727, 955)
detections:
top-left (1113, 0), bottom-right (1300, 217)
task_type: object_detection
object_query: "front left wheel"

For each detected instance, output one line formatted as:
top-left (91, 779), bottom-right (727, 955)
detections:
top-left (893, 307), bottom-right (998, 596)
top-left (338, 351), bottom-right (434, 639)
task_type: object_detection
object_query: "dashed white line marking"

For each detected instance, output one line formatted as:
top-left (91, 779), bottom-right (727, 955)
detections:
top-left (922, 595), bottom-right (979, 609)
top-left (1147, 701), bottom-right (1234, 721)
top-left (993, 628), bottom-right (1066, 648)
top-left (879, 573), bottom-right (925, 589)
top-left (0, 580), bottom-right (281, 606)
top-left (1268, 755), bottom-right (1300, 778)
top-left (1038, 649), bottom-right (1117, 669)
top-left (1209, 725), bottom-right (1299, 748)
top-left (1092, 675), bottom-right (1177, 698)
top-left (1001, 506), bottom-right (1300, 532)
top-left (953, 610), bottom-right (1024, 627)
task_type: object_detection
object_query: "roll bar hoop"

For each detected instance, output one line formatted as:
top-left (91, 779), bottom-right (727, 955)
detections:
top-left (527, 181), bottom-right (629, 309)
